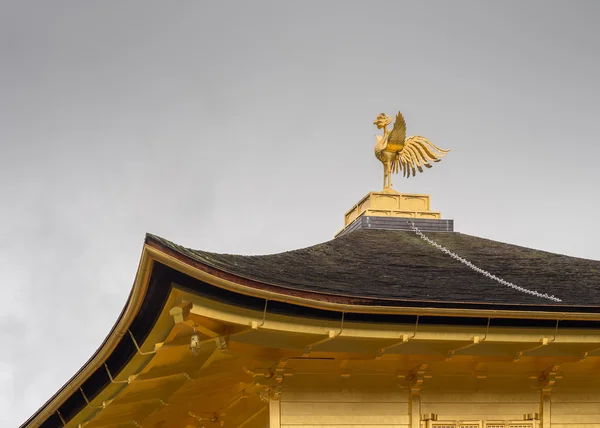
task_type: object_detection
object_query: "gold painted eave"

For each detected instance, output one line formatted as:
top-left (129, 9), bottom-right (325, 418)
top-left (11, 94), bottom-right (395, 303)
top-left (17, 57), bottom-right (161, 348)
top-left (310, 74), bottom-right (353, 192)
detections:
top-left (24, 240), bottom-right (600, 427)
top-left (24, 249), bottom-right (155, 428)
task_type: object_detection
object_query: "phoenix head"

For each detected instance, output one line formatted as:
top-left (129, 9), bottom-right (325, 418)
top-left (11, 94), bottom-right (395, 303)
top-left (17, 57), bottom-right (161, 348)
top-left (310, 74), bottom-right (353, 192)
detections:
top-left (373, 113), bottom-right (392, 129)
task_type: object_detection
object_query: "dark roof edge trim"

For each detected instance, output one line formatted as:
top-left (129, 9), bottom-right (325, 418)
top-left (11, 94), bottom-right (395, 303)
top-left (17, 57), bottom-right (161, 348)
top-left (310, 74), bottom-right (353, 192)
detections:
top-left (145, 234), bottom-right (600, 317)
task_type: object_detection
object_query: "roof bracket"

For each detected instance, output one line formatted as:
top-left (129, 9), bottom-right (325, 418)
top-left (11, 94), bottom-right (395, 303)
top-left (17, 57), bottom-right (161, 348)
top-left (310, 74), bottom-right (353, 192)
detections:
top-left (56, 410), bottom-right (67, 427)
top-left (79, 387), bottom-right (110, 410)
top-left (446, 317), bottom-right (491, 360)
top-left (251, 299), bottom-right (269, 330)
top-left (377, 315), bottom-right (420, 359)
top-left (515, 319), bottom-right (560, 361)
top-left (104, 363), bottom-right (138, 385)
top-left (530, 364), bottom-right (562, 394)
top-left (128, 329), bottom-right (157, 356)
top-left (303, 312), bottom-right (345, 356)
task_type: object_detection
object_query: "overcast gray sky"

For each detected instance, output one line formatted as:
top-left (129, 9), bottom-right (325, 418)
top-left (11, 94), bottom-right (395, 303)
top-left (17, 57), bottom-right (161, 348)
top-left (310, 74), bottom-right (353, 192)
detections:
top-left (2, 1), bottom-right (600, 425)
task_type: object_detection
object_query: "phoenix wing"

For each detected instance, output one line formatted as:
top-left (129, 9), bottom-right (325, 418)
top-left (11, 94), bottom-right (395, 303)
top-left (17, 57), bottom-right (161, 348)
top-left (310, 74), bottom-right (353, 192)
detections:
top-left (394, 136), bottom-right (450, 177)
top-left (385, 111), bottom-right (407, 153)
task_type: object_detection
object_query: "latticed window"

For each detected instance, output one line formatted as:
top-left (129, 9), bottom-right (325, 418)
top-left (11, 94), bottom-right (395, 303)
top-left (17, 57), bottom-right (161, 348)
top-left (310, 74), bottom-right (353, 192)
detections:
top-left (485, 422), bottom-right (535, 428)
top-left (484, 421), bottom-right (535, 428)
top-left (432, 421), bottom-right (534, 428)
top-left (432, 421), bottom-right (481, 428)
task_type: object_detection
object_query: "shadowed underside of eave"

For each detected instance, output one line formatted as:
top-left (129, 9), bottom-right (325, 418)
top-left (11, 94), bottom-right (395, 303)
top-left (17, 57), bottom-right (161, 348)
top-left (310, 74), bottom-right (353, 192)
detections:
top-left (34, 283), bottom-right (600, 428)
top-left (146, 229), bottom-right (600, 308)
top-left (23, 230), bottom-right (600, 428)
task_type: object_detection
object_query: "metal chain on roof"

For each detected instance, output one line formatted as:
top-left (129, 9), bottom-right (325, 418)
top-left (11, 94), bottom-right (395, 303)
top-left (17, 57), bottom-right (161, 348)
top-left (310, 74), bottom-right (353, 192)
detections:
top-left (407, 220), bottom-right (562, 303)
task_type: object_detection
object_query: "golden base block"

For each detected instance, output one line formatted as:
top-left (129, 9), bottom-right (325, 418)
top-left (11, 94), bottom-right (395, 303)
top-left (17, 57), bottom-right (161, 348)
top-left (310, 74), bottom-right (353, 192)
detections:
top-left (344, 188), bottom-right (441, 227)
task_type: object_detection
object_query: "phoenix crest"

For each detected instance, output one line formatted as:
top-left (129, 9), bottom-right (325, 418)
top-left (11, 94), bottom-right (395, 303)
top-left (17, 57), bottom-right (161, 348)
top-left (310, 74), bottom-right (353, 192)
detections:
top-left (373, 111), bottom-right (450, 189)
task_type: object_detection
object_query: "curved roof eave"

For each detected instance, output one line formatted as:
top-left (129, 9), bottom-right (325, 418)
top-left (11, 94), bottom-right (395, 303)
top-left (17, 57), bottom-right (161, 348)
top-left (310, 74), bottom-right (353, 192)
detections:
top-left (22, 233), bottom-right (600, 427)
top-left (21, 247), bottom-right (155, 428)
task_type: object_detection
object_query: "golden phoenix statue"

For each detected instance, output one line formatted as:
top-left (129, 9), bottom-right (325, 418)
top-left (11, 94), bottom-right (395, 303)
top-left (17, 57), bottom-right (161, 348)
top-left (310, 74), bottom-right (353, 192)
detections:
top-left (373, 111), bottom-right (450, 189)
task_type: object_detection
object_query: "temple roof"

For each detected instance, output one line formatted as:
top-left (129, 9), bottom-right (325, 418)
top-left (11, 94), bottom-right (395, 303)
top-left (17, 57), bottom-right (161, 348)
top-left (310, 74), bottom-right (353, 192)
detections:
top-left (148, 229), bottom-right (600, 309)
top-left (23, 229), bottom-right (600, 428)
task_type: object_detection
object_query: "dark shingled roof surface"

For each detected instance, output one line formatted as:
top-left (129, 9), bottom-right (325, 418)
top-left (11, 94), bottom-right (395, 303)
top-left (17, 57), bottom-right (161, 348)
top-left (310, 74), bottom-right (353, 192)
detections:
top-left (148, 229), bottom-right (600, 308)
